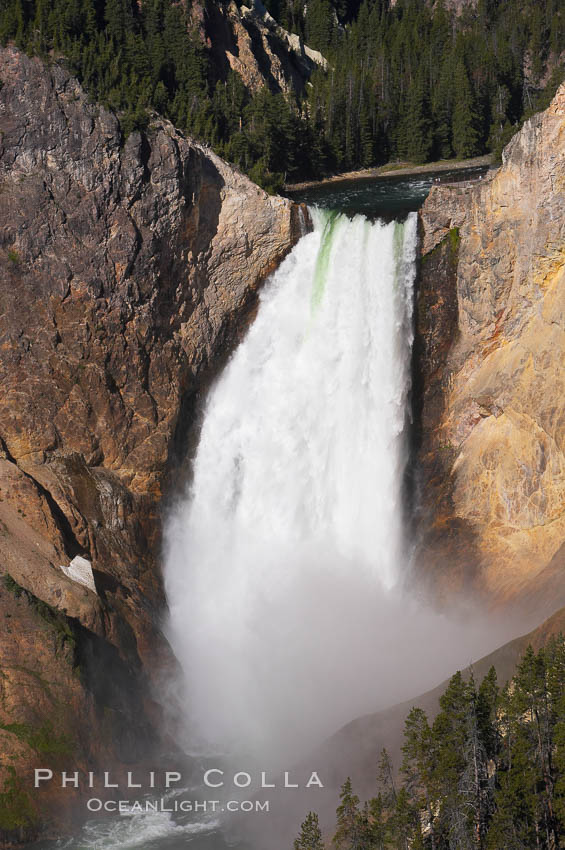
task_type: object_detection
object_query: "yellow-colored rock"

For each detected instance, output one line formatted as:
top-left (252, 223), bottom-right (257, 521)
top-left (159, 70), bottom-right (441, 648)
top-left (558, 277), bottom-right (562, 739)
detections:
top-left (418, 82), bottom-right (565, 604)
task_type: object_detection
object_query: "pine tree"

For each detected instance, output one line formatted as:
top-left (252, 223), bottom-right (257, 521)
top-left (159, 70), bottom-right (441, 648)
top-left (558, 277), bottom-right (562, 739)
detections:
top-left (431, 671), bottom-right (473, 845)
top-left (514, 645), bottom-right (559, 849)
top-left (334, 777), bottom-right (362, 849)
top-left (402, 706), bottom-right (438, 848)
top-left (487, 726), bottom-right (540, 849)
top-left (359, 99), bottom-right (375, 168)
top-left (295, 811), bottom-right (325, 850)
top-left (477, 666), bottom-right (499, 761)
top-left (104, 0), bottom-right (130, 45)
top-left (377, 748), bottom-right (397, 810)
top-left (305, 0), bottom-right (335, 53)
top-left (0, 0), bottom-right (25, 46)
top-left (399, 73), bottom-right (433, 163)
top-left (389, 787), bottom-right (418, 850)
top-left (452, 58), bottom-right (481, 159)
top-left (31, 0), bottom-right (51, 54)
top-left (529, 5), bottom-right (545, 82)
top-left (366, 794), bottom-right (386, 850)
top-left (433, 52), bottom-right (456, 159)
top-left (487, 83), bottom-right (512, 159)
top-left (456, 677), bottom-right (494, 849)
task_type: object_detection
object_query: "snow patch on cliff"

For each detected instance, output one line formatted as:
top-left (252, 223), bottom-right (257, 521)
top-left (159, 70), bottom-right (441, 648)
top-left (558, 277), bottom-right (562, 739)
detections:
top-left (60, 556), bottom-right (96, 594)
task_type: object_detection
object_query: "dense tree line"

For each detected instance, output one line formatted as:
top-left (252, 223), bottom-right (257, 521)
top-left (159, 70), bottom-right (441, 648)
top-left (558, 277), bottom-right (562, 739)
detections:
top-left (295, 636), bottom-right (565, 849)
top-left (302, 0), bottom-right (565, 175)
top-left (0, 0), bottom-right (564, 190)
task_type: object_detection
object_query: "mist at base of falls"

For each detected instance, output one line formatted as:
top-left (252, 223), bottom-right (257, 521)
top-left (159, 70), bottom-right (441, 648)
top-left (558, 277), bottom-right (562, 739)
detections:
top-left (163, 210), bottom-right (514, 767)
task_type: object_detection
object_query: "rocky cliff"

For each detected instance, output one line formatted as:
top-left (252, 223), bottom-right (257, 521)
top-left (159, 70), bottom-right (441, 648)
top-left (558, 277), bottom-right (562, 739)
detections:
top-left (415, 82), bottom-right (565, 609)
top-left (192, 0), bottom-right (327, 96)
top-left (0, 45), bottom-right (304, 842)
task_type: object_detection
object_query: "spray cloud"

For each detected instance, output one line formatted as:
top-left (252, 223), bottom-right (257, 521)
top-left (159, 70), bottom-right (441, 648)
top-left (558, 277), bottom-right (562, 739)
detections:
top-left (164, 211), bottom-right (515, 766)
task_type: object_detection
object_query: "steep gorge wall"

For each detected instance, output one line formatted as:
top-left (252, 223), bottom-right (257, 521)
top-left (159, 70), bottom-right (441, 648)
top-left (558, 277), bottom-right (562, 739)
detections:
top-left (415, 82), bottom-right (565, 610)
top-left (0, 45), bottom-right (304, 840)
top-left (191, 0), bottom-right (327, 96)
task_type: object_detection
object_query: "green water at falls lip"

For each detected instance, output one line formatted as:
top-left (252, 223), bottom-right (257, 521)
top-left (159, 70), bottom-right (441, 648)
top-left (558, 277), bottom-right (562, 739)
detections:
top-left (310, 210), bottom-right (339, 312)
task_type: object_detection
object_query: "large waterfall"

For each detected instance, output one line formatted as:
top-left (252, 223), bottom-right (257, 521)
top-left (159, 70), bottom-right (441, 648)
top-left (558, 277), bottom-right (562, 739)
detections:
top-left (164, 210), bottom-right (418, 760)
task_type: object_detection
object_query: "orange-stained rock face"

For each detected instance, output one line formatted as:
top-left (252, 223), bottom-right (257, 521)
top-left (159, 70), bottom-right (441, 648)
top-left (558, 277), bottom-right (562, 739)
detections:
top-left (0, 45), bottom-right (305, 842)
top-left (415, 82), bottom-right (565, 608)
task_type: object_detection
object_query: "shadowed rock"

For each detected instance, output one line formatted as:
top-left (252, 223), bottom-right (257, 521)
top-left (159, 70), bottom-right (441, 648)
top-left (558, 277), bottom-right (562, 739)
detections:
top-left (0, 45), bottom-right (306, 841)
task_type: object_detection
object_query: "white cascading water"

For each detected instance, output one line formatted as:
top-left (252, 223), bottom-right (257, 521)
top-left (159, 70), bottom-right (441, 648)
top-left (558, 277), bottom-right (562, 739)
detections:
top-left (164, 209), bottom-right (419, 761)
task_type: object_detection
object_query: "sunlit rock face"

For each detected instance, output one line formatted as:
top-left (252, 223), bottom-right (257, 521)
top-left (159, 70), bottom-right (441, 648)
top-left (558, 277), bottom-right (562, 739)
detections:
top-left (0, 44), bottom-right (303, 839)
top-left (415, 82), bottom-right (565, 608)
top-left (190, 0), bottom-right (327, 97)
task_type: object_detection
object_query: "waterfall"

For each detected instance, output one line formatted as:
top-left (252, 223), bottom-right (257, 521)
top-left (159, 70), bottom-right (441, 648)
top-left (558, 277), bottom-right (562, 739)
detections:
top-left (164, 210), bottom-right (418, 761)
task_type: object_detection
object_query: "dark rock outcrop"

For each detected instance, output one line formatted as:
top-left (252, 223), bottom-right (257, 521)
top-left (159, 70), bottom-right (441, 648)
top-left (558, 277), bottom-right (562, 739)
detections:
top-left (0, 44), bottom-right (304, 841)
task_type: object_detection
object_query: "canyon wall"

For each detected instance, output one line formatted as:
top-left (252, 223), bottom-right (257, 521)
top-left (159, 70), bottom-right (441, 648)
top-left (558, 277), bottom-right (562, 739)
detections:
top-left (415, 82), bottom-right (565, 610)
top-left (192, 0), bottom-right (327, 96)
top-left (0, 45), bottom-right (304, 841)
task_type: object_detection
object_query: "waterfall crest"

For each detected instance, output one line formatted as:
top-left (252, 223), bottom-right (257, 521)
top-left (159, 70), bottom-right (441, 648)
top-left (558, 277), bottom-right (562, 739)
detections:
top-left (164, 210), bottom-right (418, 759)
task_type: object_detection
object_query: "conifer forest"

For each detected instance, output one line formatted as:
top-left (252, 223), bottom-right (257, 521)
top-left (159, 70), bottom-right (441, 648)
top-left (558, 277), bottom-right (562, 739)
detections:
top-left (297, 637), bottom-right (565, 850)
top-left (1, 0), bottom-right (564, 189)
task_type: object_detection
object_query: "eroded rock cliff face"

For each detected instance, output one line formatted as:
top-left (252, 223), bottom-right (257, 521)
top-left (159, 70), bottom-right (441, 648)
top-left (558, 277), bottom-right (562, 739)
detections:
top-left (415, 82), bottom-right (565, 608)
top-left (192, 0), bottom-right (326, 96)
top-left (0, 45), bottom-right (304, 840)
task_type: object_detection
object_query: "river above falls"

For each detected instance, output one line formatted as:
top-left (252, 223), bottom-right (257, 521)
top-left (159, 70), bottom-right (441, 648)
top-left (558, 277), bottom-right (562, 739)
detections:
top-left (285, 163), bottom-right (492, 218)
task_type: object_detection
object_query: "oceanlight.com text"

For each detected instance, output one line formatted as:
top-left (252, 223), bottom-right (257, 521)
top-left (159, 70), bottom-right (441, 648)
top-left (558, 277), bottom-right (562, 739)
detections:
top-left (86, 798), bottom-right (270, 815)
